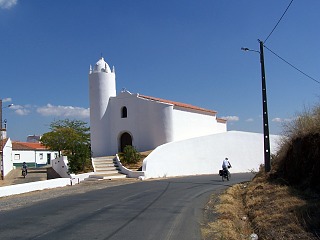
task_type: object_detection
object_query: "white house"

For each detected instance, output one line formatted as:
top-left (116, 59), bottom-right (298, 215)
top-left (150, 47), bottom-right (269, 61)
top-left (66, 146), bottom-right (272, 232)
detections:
top-left (12, 142), bottom-right (59, 168)
top-left (89, 57), bottom-right (227, 157)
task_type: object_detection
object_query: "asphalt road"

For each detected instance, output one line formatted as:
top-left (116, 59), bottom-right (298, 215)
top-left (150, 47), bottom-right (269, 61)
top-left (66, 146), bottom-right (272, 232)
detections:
top-left (0, 173), bottom-right (252, 240)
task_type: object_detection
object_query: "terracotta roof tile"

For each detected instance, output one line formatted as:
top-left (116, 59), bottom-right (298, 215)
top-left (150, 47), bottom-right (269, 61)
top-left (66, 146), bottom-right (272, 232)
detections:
top-left (217, 118), bottom-right (227, 123)
top-left (139, 94), bottom-right (217, 115)
top-left (12, 142), bottom-right (48, 150)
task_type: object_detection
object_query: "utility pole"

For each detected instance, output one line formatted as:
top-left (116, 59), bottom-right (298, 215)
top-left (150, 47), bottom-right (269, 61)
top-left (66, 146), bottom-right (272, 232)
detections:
top-left (241, 40), bottom-right (271, 172)
top-left (259, 40), bottom-right (271, 172)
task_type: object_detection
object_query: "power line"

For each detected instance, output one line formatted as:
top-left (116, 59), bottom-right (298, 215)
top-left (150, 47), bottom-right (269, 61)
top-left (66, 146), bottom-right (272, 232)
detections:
top-left (264, 0), bottom-right (294, 43)
top-left (263, 44), bottom-right (320, 85)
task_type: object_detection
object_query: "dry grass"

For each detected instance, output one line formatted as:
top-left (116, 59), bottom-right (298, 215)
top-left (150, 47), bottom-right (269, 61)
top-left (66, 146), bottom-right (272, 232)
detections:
top-left (245, 173), bottom-right (318, 240)
top-left (202, 184), bottom-right (253, 240)
top-left (202, 172), bottom-right (320, 240)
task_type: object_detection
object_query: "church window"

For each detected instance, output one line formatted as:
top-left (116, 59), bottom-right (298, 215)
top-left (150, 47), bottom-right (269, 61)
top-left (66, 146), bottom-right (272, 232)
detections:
top-left (121, 106), bottom-right (127, 118)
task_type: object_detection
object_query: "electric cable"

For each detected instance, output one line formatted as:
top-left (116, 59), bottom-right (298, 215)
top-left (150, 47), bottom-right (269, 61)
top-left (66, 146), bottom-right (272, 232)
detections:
top-left (264, 44), bottom-right (320, 85)
top-left (264, 0), bottom-right (294, 43)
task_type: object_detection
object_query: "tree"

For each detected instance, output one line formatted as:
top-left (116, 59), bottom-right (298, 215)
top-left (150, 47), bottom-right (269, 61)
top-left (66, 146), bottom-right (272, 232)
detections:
top-left (41, 119), bottom-right (92, 173)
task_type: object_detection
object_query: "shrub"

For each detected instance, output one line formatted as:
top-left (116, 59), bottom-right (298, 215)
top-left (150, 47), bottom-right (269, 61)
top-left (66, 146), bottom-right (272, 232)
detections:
top-left (271, 103), bottom-right (320, 192)
top-left (120, 145), bottom-right (141, 165)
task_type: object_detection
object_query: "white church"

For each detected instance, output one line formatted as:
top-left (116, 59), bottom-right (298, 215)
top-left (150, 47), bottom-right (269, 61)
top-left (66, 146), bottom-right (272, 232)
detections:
top-left (89, 57), bottom-right (227, 157)
top-left (89, 57), bottom-right (281, 179)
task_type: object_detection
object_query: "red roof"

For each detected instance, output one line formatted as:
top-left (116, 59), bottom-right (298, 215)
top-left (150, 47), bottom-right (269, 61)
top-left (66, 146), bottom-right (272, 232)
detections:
top-left (138, 94), bottom-right (218, 115)
top-left (12, 142), bottom-right (48, 151)
top-left (217, 118), bottom-right (227, 123)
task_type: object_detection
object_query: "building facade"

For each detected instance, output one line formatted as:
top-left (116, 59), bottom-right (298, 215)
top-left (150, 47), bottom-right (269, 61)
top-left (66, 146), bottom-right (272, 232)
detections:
top-left (12, 142), bottom-right (59, 167)
top-left (89, 57), bottom-right (227, 157)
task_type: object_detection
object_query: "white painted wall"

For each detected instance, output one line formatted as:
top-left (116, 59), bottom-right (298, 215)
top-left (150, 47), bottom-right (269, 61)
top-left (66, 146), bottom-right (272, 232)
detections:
top-left (172, 107), bottom-right (226, 141)
top-left (105, 91), bottom-right (174, 155)
top-left (142, 131), bottom-right (282, 179)
top-left (3, 138), bottom-right (13, 176)
top-left (100, 91), bottom-right (228, 156)
top-left (0, 178), bottom-right (72, 197)
top-left (52, 156), bottom-right (70, 178)
top-left (12, 150), bottom-right (58, 166)
top-left (115, 154), bottom-right (145, 178)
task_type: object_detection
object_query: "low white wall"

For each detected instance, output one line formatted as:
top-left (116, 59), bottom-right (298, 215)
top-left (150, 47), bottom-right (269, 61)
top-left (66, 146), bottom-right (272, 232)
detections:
top-left (115, 154), bottom-right (145, 178)
top-left (0, 172), bottom-right (94, 197)
top-left (0, 178), bottom-right (72, 197)
top-left (52, 156), bottom-right (70, 178)
top-left (142, 131), bottom-right (282, 179)
top-left (70, 172), bottom-right (94, 184)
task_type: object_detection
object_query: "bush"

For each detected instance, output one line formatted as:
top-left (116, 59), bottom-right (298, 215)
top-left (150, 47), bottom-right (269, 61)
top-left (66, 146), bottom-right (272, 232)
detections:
top-left (120, 145), bottom-right (141, 165)
top-left (283, 104), bottom-right (320, 139)
top-left (271, 103), bottom-right (320, 192)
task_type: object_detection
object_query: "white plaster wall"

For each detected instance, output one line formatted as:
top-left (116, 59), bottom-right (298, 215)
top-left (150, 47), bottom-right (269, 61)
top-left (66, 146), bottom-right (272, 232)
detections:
top-left (106, 92), bottom-right (173, 155)
top-left (3, 138), bottom-right (13, 176)
top-left (142, 131), bottom-right (282, 179)
top-left (0, 170), bottom-right (95, 197)
top-left (12, 150), bottom-right (58, 166)
top-left (0, 178), bottom-right (72, 197)
top-left (89, 70), bottom-right (116, 157)
top-left (12, 150), bottom-right (36, 166)
top-left (115, 154), bottom-right (145, 178)
top-left (172, 108), bottom-right (226, 141)
top-left (216, 121), bottom-right (228, 133)
top-left (52, 156), bottom-right (70, 178)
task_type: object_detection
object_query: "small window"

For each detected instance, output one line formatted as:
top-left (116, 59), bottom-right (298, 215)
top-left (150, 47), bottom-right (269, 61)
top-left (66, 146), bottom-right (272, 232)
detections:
top-left (121, 106), bottom-right (127, 118)
top-left (14, 154), bottom-right (20, 160)
top-left (39, 153), bottom-right (43, 160)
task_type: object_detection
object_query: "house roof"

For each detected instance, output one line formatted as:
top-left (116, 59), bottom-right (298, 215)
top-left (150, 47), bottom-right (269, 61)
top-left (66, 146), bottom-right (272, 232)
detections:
top-left (217, 118), bottom-right (227, 123)
top-left (12, 142), bottom-right (48, 151)
top-left (138, 94), bottom-right (218, 115)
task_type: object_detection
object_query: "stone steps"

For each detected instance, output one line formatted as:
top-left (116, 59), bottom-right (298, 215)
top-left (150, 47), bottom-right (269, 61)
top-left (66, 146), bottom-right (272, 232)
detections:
top-left (85, 156), bottom-right (127, 181)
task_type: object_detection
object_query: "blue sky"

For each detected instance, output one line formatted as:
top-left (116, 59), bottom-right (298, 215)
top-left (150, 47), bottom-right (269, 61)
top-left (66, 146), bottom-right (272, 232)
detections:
top-left (0, 0), bottom-right (319, 141)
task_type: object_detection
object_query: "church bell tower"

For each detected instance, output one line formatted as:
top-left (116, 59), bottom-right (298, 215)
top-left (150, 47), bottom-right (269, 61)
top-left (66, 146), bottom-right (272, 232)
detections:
top-left (89, 57), bottom-right (116, 157)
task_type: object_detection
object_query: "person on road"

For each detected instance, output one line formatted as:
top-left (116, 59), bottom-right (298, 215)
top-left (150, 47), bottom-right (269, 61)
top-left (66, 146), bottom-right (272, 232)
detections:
top-left (222, 157), bottom-right (231, 174)
top-left (22, 162), bottom-right (28, 176)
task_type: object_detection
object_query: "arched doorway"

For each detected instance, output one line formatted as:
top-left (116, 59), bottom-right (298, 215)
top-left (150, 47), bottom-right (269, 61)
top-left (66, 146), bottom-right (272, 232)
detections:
top-left (119, 132), bottom-right (132, 152)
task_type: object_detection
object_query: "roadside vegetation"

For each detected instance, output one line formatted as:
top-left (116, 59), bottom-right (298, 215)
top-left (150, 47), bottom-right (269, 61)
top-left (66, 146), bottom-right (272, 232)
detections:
top-left (202, 103), bottom-right (320, 240)
top-left (118, 146), bottom-right (152, 170)
top-left (41, 119), bottom-right (92, 174)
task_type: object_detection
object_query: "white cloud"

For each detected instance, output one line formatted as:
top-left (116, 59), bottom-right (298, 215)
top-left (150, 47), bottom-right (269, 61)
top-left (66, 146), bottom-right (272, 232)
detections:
top-left (272, 118), bottom-right (282, 123)
top-left (10, 104), bottom-right (30, 116)
top-left (245, 118), bottom-right (254, 122)
top-left (221, 116), bottom-right (240, 122)
top-left (37, 104), bottom-right (90, 118)
top-left (2, 97), bottom-right (12, 103)
top-left (0, 0), bottom-right (17, 9)
top-left (272, 117), bottom-right (292, 123)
